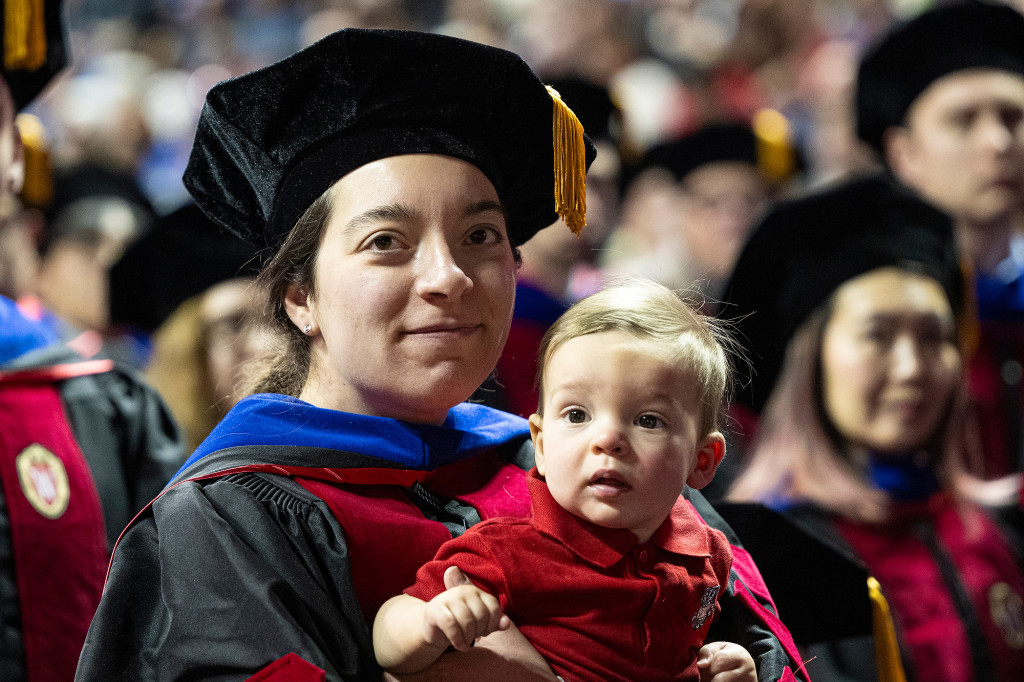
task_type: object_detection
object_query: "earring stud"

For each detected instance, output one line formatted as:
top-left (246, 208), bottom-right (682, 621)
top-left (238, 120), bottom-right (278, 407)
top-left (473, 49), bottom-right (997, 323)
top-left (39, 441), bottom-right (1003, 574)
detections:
top-left (303, 324), bottom-right (312, 334)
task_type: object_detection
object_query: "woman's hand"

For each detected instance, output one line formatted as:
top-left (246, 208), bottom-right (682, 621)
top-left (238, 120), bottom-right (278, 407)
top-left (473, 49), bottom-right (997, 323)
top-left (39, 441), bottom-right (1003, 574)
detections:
top-left (697, 641), bottom-right (757, 682)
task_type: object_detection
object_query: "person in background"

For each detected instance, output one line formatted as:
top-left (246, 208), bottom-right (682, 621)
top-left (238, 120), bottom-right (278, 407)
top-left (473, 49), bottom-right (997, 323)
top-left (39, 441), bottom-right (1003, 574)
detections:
top-left (723, 175), bottom-right (1024, 682)
top-left (78, 28), bottom-right (806, 682)
top-left (376, 279), bottom-right (754, 681)
top-left (602, 118), bottom-right (797, 305)
top-left (0, 2), bottom-right (185, 680)
top-left (109, 201), bottom-right (264, 452)
top-left (856, 0), bottom-right (1024, 478)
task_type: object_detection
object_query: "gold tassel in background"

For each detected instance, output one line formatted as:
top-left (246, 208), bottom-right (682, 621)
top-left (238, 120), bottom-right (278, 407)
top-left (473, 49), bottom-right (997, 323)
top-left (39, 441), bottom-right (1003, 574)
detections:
top-left (753, 107), bottom-right (795, 185)
top-left (868, 577), bottom-right (907, 682)
top-left (4, 0), bottom-right (47, 71)
top-left (16, 112), bottom-right (52, 209)
top-left (547, 85), bottom-right (587, 236)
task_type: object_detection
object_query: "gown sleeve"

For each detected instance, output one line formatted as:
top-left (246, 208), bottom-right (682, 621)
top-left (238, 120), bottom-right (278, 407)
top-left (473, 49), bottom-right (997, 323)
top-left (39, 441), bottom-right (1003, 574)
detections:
top-left (76, 472), bottom-right (379, 681)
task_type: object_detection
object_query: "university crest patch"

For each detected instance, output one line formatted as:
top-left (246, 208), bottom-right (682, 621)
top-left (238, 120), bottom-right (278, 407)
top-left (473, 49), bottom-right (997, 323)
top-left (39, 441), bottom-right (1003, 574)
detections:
top-left (16, 444), bottom-right (70, 519)
top-left (692, 585), bottom-right (720, 630)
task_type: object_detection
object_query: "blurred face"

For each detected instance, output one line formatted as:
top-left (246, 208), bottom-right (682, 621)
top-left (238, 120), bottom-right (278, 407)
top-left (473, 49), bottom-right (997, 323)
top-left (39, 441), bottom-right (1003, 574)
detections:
top-left (0, 79), bottom-right (26, 293)
top-left (821, 268), bottom-right (961, 454)
top-left (285, 154), bottom-right (517, 423)
top-left (0, 79), bottom-right (22, 205)
top-left (201, 278), bottom-right (267, 409)
top-left (887, 69), bottom-right (1024, 227)
top-left (679, 161), bottom-right (767, 282)
top-left (529, 331), bottom-right (723, 543)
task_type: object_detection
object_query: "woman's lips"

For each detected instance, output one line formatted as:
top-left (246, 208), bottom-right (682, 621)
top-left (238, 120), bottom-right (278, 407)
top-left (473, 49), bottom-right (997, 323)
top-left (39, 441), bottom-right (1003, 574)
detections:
top-left (404, 324), bottom-right (481, 339)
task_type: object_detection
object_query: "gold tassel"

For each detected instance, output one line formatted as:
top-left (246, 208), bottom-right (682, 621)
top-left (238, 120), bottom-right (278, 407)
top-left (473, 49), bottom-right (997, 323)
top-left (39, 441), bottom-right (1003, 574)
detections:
top-left (16, 113), bottom-right (53, 209)
top-left (752, 107), bottom-right (795, 184)
top-left (4, 0), bottom-right (47, 71)
top-left (868, 577), bottom-right (907, 682)
top-left (547, 85), bottom-right (587, 236)
top-left (957, 256), bottom-right (981, 359)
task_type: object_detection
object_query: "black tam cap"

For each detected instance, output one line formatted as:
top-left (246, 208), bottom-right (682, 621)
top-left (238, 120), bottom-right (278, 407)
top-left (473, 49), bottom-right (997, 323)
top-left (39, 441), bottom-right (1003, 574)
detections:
top-left (109, 202), bottom-right (261, 333)
top-left (627, 117), bottom-right (798, 191)
top-left (721, 175), bottom-right (962, 413)
top-left (640, 124), bottom-right (759, 183)
top-left (856, 0), bottom-right (1024, 155)
top-left (184, 29), bottom-right (596, 251)
top-left (1, 0), bottom-right (67, 111)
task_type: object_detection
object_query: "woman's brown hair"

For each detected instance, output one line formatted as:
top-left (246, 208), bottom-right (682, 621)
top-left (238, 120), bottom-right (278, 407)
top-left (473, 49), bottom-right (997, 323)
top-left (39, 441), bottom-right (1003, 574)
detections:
top-left (245, 188), bottom-right (335, 397)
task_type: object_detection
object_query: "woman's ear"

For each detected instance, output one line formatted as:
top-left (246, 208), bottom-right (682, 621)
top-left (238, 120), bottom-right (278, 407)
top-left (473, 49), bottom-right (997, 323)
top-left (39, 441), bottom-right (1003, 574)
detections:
top-left (529, 413), bottom-right (546, 475)
top-left (883, 126), bottom-right (918, 187)
top-left (686, 432), bottom-right (726, 490)
top-left (283, 283), bottom-right (317, 335)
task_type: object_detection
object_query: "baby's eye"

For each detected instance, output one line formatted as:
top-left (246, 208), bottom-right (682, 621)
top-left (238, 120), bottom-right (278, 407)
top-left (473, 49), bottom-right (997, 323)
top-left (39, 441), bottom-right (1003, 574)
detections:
top-left (564, 408), bottom-right (588, 424)
top-left (636, 414), bottom-right (663, 429)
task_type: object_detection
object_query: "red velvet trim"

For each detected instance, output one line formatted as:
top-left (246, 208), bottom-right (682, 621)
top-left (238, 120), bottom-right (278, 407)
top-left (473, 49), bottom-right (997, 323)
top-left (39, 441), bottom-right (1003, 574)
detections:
top-left (246, 652), bottom-right (326, 681)
top-left (296, 456), bottom-right (531, 621)
top-left (0, 378), bottom-right (107, 681)
top-left (108, 464), bottom-right (428, 578)
top-left (108, 456), bottom-right (530, 622)
top-left (0, 359), bottom-right (114, 383)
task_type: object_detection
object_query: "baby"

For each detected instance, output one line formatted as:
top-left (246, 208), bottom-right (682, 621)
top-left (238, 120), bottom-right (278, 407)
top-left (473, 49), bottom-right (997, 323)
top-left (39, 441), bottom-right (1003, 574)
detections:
top-left (374, 279), bottom-right (755, 681)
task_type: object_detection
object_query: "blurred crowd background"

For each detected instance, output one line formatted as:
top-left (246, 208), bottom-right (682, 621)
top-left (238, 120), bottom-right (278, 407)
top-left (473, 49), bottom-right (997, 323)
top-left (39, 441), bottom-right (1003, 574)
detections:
top-left (11, 0), bottom-right (1024, 454)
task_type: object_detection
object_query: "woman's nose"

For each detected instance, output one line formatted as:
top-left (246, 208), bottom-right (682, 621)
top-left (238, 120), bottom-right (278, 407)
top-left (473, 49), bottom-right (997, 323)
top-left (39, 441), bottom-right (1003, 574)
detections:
top-left (414, 233), bottom-right (473, 299)
top-left (979, 111), bottom-right (1016, 154)
top-left (890, 336), bottom-right (924, 380)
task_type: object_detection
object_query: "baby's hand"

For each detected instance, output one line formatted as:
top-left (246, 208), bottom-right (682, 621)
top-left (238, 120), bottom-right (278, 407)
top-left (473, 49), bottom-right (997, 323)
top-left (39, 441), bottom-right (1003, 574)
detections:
top-left (422, 566), bottom-right (510, 652)
top-left (696, 641), bottom-right (756, 682)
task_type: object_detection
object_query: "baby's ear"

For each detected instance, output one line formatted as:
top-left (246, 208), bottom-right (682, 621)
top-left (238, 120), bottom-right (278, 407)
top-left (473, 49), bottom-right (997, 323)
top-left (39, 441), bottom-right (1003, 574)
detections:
top-left (686, 433), bottom-right (725, 490)
top-left (529, 414), bottom-right (546, 475)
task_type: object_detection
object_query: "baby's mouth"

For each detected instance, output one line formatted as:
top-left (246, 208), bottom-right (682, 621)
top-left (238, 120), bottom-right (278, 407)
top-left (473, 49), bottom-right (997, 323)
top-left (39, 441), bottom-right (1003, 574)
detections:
top-left (589, 470), bottom-right (631, 495)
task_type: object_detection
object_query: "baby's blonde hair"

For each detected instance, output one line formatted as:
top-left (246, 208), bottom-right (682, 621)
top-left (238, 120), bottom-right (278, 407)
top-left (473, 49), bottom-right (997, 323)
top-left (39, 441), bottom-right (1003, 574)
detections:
top-left (536, 278), bottom-right (734, 437)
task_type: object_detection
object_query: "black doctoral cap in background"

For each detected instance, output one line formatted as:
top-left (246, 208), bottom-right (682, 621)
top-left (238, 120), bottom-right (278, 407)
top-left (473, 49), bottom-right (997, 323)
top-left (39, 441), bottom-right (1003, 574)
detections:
top-left (184, 28), bottom-right (597, 251)
top-left (720, 174), bottom-right (963, 413)
top-left (856, 0), bottom-right (1024, 155)
top-left (0, 0), bottom-right (67, 111)
top-left (639, 124), bottom-right (760, 184)
top-left (109, 202), bottom-right (261, 333)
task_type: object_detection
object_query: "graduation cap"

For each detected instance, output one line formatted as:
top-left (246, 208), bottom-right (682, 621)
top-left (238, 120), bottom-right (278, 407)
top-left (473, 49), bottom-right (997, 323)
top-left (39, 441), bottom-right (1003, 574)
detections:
top-left (857, 0), bottom-right (1024, 155)
top-left (639, 124), bottom-right (759, 183)
top-left (627, 116), bottom-right (797, 192)
top-left (108, 202), bottom-right (261, 333)
top-left (720, 174), bottom-right (962, 413)
top-left (1, 0), bottom-right (67, 111)
top-left (184, 28), bottom-right (597, 252)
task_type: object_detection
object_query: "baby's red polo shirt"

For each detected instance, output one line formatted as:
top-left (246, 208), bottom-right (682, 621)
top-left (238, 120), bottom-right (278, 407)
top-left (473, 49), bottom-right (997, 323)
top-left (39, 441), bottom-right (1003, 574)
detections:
top-left (406, 468), bottom-right (733, 681)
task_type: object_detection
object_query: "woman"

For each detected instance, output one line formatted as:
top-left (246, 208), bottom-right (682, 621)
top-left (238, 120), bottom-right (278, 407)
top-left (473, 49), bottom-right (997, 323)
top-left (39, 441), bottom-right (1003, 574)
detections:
top-left (77, 29), bottom-right (804, 681)
top-left (723, 175), bottom-right (1024, 681)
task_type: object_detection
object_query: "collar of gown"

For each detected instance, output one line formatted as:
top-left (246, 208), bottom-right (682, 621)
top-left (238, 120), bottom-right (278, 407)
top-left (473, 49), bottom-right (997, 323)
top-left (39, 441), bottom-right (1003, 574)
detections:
top-left (179, 393), bottom-right (530, 475)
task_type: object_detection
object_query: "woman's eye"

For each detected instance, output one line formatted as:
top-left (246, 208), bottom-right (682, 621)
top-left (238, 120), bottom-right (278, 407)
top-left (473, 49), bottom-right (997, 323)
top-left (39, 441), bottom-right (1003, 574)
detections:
top-left (565, 409), bottom-right (587, 424)
top-left (370, 234), bottom-right (395, 251)
top-left (865, 327), bottom-right (893, 345)
top-left (636, 414), bottom-right (663, 429)
top-left (466, 227), bottom-right (501, 245)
